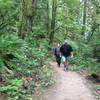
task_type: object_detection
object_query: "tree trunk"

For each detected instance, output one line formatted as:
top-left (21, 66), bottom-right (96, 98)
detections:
top-left (45, 0), bottom-right (50, 35)
top-left (26, 16), bottom-right (33, 33)
top-left (87, 18), bottom-right (98, 42)
top-left (77, 1), bottom-right (81, 24)
top-left (19, 0), bottom-right (37, 39)
top-left (49, 0), bottom-right (57, 45)
top-left (82, 0), bottom-right (87, 35)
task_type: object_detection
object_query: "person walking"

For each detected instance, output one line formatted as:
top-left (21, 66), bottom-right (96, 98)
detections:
top-left (53, 43), bottom-right (61, 67)
top-left (60, 40), bottom-right (73, 71)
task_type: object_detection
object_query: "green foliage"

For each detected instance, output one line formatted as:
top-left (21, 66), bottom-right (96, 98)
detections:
top-left (8, 79), bottom-right (23, 87)
top-left (0, 58), bottom-right (4, 69)
top-left (0, 0), bottom-right (13, 13)
top-left (0, 86), bottom-right (18, 91)
top-left (0, 0), bottom-right (100, 99)
top-left (0, 79), bottom-right (22, 91)
top-left (39, 65), bottom-right (54, 87)
top-left (0, 32), bottom-right (53, 99)
top-left (0, 34), bottom-right (20, 67)
top-left (0, 34), bottom-right (23, 52)
top-left (70, 35), bottom-right (100, 75)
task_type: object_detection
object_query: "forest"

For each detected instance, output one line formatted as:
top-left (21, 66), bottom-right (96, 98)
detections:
top-left (0, 0), bottom-right (100, 100)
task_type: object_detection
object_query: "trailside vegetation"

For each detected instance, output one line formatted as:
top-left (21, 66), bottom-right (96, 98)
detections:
top-left (0, 0), bottom-right (100, 99)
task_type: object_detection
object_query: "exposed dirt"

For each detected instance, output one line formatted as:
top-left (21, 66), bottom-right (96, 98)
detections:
top-left (0, 93), bottom-right (8, 100)
top-left (42, 62), bottom-right (96, 100)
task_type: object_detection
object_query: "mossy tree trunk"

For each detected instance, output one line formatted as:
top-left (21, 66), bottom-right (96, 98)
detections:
top-left (19, 0), bottom-right (37, 39)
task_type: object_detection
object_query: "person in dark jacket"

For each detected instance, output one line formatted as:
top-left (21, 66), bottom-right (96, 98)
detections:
top-left (54, 43), bottom-right (61, 67)
top-left (60, 40), bottom-right (73, 71)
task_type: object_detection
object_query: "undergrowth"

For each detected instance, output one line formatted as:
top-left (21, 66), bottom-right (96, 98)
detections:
top-left (0, 34), bottom-right (54, 100)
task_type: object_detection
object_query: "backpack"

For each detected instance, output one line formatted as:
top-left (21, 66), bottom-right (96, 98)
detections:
top-left (54, 48), bottom-right (60, 56)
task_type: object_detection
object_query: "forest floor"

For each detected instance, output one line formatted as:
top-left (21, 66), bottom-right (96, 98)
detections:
top-left (41, 62), bottom-right (98, 100)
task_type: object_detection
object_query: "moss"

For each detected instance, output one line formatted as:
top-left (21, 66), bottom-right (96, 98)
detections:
top-left (24, 0), bottom-right (33, 17)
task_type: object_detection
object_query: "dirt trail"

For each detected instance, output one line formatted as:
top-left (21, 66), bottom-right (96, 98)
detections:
top-left (42, 62), bottom-right (96, 100)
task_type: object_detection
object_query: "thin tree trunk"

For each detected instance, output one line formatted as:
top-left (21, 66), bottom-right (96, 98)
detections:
top-left (87, 19), bottom-right (98, 42)
top-left (45, 0), bottom-right (50, 35)
top-left (49, 0), bottom-right (57, 45)
top-left (82, 0), bottom-right (87, 35)
top-left (77, 1), bottom-right (81, 24)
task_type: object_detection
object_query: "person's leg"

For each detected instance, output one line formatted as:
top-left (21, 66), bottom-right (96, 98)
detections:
top-left (64, 61), bottom-right (66, 68)
top-left (56, 56), bottom-right (60, 67)
top-left (63, 56), bottom-right (69, 71)
top-left (58, 56), bottom-right (61, 67)
top-left (65, 59), bottom-right (69, 70)
top-left (66, 56), bottom-right (73, 70)
top-left (62, 56), bottom-right (67, 70)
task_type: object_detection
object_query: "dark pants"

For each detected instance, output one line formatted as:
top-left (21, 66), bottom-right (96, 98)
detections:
top-left (55, 55), bottom-right (61, 66)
